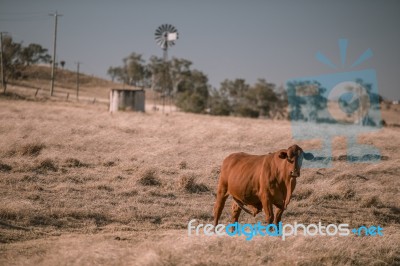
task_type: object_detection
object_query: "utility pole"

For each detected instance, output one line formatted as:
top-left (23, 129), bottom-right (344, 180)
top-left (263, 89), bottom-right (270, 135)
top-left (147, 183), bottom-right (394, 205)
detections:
top-left (0, 32), bottom-right (8, 93)
top-left (49, 11), bottom-right (62, 96)
top-left (75, 62), bottom-right (81, 100)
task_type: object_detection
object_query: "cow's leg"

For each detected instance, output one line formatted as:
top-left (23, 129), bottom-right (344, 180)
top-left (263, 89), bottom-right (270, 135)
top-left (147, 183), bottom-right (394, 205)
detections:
top-left (231, 201), bottom-right (242, 223)
top-left (260, 193), bottom-right (274, 224)
top-left (273, 205), bottom-right (284, 225)
top-left (213, 185), bottom-right (228, 226)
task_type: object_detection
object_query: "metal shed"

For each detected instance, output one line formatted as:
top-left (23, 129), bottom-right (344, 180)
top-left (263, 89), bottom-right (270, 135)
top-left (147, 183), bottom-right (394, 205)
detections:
top-left (109, 88), bottom-right (145, 112)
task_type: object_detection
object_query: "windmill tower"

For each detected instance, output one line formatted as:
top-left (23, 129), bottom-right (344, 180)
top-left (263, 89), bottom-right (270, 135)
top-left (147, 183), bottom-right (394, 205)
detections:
top-left (154, 24), bottom-right (179, 112)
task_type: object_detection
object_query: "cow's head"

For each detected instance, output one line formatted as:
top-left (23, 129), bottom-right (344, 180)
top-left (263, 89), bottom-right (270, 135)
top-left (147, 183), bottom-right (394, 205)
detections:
top-left (278, 144), bottom-right (314, 178)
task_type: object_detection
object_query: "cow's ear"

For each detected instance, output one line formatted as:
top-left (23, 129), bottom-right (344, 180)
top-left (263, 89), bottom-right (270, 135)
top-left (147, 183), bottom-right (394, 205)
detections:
top-left (303, 152), bottom-right (314, 160)
top-left (279, 151), bottom-right (287, 159)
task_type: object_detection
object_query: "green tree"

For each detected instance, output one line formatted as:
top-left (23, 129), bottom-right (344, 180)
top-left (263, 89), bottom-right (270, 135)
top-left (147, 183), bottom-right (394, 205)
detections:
top-left (20, 43), bottom-right (51, 65)
top-left (107, 53), bottom-right (146, 86)
top-left (209, 78), bottom-right (286, 118)
top-left (107, 66), bottom-right (124, 82)
top-left (146, 57), bottom-right (209, 113)
top-left (209, 87), bottom-right (232, 116)
top-left (270, 85), bottom-right (288, 119)
top-left (248, 79), bottom-right (282, 118)
top-left (124, 52), bottom-right (145, 86)
top-left (218, 79), bottom-right (254, 117)
top-left (2, 36), bottom-right (23, 85)
top-left (175, 70), bottom-right (209, 113)
top-left (170, 57), bottom-right (192, 95)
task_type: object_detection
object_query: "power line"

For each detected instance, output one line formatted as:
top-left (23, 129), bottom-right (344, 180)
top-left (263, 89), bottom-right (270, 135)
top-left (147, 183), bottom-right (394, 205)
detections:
top-left (49, 11), bottom-right (62, 96)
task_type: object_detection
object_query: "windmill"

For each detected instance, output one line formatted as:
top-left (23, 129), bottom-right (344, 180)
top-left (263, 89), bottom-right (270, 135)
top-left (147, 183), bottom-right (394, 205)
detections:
top-left (154, 24), bottom-right (179, 112)
top-left (155, 24), bottom-right (179, 61)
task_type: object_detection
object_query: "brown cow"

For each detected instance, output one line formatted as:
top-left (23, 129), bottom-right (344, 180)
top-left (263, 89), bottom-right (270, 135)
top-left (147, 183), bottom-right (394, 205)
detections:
top-left (213, 144), bottom-right (313, 226)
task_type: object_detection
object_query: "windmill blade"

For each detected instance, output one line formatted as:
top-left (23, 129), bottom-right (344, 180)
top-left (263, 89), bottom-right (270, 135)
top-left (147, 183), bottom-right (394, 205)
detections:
top-left (155, 24), bottom-right (178, 49)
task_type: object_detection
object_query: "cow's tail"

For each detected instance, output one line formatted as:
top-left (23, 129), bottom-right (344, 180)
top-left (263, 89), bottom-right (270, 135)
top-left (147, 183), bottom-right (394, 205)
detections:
top-left (232, 198), bottom-right (254, 216)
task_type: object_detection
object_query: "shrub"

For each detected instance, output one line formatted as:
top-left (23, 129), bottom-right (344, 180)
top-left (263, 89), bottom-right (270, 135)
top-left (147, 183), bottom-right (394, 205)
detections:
top-left (176, 91), bottom-right (207, 114)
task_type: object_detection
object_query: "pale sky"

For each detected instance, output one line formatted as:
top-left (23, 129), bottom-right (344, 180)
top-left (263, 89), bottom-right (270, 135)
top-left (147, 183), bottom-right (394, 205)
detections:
top-left (1, 0), bottom-right (399, 99)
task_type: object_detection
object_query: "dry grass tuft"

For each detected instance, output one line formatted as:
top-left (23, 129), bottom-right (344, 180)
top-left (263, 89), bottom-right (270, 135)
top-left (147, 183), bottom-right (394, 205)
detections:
top-left (21, 175), bottom-right (39, 182)
top-left (343, 188), bottom-right (356, 200)
top-left (103, 161), bottom-right (117, 167)
top-left (135, 214), bottom-right (163, 224)
top-left (361, 195), bottom-right (384, 208)
top-left (29, 215), bottom-right (65, 228)
top-left (210, 166), bottom-right (221, 179)
top-left (138, 168), bottom-right (161, 186)
top-left (115, 175), bottom-right (125, 180)
top-left (149, 191), bottom-right (176, 199)
top-left (64, 158), bottom-right (89, 168)
top-left (68, 211), bottom-right (111, 226)
top-left (372, 208), bottom-right (400, 224)
top-left (97, 185), bottom-right (114, 192)
top-left (178, 160), bottom-right (187, 169)
top-left (21, 143), bottom-right (45, 157)
top-left (0, 163), bottom-right (12, 172)
top-left (320, 192), bottom-right (341, 201)
top-left (292, 188), bottom-right (313, 201)
top-left (192, 210), bottom-right (214, 221)
top-left (120, 189), bottom-right (139, 197)
top-left (34, 158), bottom-right (58, 173)
top-left (179, 174), bottom-right (210, 193)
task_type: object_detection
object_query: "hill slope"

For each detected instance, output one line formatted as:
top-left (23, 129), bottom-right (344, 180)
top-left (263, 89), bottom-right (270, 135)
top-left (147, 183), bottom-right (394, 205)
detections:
top-left (6, 65), bottom-right (142, 101)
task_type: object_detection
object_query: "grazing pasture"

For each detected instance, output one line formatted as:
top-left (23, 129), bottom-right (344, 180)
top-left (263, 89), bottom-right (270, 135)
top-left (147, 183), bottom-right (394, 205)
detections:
top-left (0, 93), bottom-right (399, 265)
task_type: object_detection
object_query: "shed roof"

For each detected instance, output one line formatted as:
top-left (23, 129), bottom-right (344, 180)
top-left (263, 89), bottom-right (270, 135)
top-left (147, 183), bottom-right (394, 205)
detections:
top-left (110, 88), bottom-right (145, 92)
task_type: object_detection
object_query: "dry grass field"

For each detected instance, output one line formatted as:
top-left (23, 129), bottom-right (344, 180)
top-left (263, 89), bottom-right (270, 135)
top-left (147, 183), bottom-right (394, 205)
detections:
top-left (0, 91), bottom-right (399, 265)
